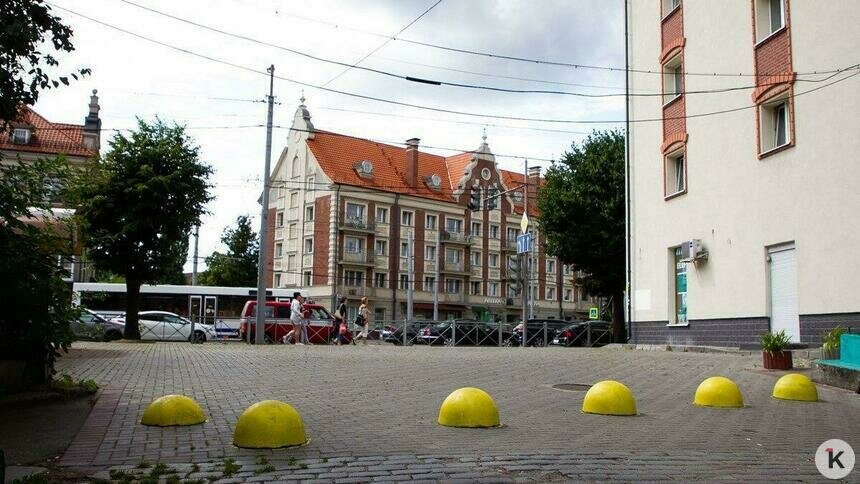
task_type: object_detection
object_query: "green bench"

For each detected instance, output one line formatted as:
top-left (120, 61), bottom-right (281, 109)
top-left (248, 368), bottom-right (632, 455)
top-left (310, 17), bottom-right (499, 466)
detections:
top-left (815, 334), bottom-right (860, 391)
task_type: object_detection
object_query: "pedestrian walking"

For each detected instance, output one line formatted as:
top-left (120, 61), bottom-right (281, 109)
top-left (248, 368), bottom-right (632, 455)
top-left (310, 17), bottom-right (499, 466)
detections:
top-left (353, 297), bottom-right (370, 345)
top-left (332, 295), bottom-right (351, 345)
top-left (284, 292), bottom-right (309, 345)
top-left (337, 318), bottom-right (349, 346)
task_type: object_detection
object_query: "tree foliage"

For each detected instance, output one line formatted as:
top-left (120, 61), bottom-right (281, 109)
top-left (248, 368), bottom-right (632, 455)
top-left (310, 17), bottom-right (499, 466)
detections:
top-left (200, 215), bottom-right (259, 287)
top-left (537, 130), bottom-right (626, 341)
top-left (0, 156), bottom-right (80, 386)
top-left (0, 0), bottom-right (90, 129)
top-left (75, 119), bottom-right (213, 339)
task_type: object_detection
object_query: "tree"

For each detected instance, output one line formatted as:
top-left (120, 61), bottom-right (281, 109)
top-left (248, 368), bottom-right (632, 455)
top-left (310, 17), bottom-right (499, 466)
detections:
top-left (0, 156), bottom-right (80, 386)
top-left (0, 0), bottom-right (90, 129)
top-left (199, 215), bottom-right (259, 287)
top-left (76, 119), bottom-right (213, 339)
top-left (537, 130), bottom-right (627, 342)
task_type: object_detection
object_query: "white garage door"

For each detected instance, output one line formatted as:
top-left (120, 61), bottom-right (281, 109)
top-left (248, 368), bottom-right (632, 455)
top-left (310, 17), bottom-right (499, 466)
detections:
top-left (769, 245), bottom-right (800, 343)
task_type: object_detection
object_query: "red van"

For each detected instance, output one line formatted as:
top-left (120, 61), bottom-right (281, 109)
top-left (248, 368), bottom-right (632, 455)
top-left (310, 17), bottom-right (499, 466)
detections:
top-left (238, 300), bottom-right (337, 344)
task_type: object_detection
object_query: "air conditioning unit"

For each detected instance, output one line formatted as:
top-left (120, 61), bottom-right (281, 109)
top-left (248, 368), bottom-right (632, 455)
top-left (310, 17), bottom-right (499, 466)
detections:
top-left (680, 239), bottom-right (707, 262)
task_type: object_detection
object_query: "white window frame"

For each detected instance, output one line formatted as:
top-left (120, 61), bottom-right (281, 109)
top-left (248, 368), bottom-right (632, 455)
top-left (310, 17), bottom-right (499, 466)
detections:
top-left (345, 202), bottom-right (365, 221)
top-left (445, 217), bottom-right (463, 234)
top-left (304, 205), bottom-right (314, 221)
top-left (288, 223), bottom-right (297, 239)
top-left (663, 55), bottom-right (683, 105)
top-left (471, 251), bottom-right (481, 266)
top-left (547, 259), bottom-right (556, 273)
top-left (425, 244), bottom-right (436, 261)
top-left (11, 128), bottom-right (31, 144)
top-left (303, 271), bottom-right (312, 286)
top-left (489, 282), bottom-right (499, 297)
top-left (759, 95), bottom-right (791, 155)
top-left (546, 287), bottom-right (555, 301)
top-left (304, 237), bottom-right (313, 253)
top-left (445, 278), bottom-right (462, 294)
top-left (345, 236), bottom-right (364, 254)
top-left (424, 276), bottom-right (435, 290)
top-left (470, 221), bottom-right (481, 236)
top-left (274, 242), bottom-right (283, 258)
top-left (489, 253), bottom-right (499, 268)
top-left (287, 254), bottom-right (296, 270)
top-left (665, 149), bottom-right (686, 197)
top-left (425, 214), bottom-right (437, 230)
top-left (289, 191), bottom-right (299, 208)
top-left (375, 239), bottom-right (388, 256)
top-left (345, 270), bottom-right (364, 287)
top-left (399, 274), bottom-right (409, 290)
top-left (276, 212), bottom-right (284, 227)
top-left (490, 225), bottom-right (500, 239)
top-left (470, 281), bottom-right (481, 296)
top-left (400, 242), bottom-right (409, 258)
top-left (401, 210), bottom-right (414, 226)
top-left (374, 272), bottom-right (387, 288)
top-left (445, 248), bottom-right (462, 264)
top-left (376, 206), bottom-right (388, 224)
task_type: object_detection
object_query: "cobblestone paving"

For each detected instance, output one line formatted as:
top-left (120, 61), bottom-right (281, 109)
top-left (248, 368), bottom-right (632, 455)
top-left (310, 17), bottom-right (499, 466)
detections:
top-left (57, 342), bottom-right (859, 481)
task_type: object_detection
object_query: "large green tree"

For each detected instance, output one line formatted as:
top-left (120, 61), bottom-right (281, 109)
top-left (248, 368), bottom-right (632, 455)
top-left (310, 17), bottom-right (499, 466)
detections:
top-left (76, 119), bottom-right (213, 339)
top-left (199, 215), bottom-right (259, 287)
top-left (0, 0), bottom-right (90, 129)
top-left (0, 156), bottom-right (80, 386)
top-left (537, 130), bottom-right (626, 342)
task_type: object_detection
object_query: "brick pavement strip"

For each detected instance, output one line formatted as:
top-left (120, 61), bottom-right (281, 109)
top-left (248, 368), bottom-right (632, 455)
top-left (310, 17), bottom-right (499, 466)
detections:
top-left (58, 342), bottom-right (859, 481)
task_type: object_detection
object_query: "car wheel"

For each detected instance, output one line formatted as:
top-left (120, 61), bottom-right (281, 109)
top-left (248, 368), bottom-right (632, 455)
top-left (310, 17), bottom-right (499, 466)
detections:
top-left (532, 336), bottom-right (544, 347)
top-left (190, 331), bottom-right (206, 343)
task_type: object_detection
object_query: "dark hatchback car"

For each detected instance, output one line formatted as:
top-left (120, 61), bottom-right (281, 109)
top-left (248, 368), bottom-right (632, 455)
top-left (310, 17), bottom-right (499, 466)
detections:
top-left (552, 320), bottom-right (613, 347)
top-left (418, 320), bottom-right (511, 346)
top-left (509, 319), bottom-right (572, 347)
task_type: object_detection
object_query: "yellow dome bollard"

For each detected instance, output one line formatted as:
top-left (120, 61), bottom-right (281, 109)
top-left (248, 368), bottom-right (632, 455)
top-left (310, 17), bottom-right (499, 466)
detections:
top-left (772, 373), bottom-right (818, 402)
top-left (437, 387), bottom-right (501, 428)
top-left (581, 380), bottom-right (637, 416)
top-left (140, 395), bottom-right (206, 426)
top-left (693, 376), bottom-right (744, 408)
top-left (233, 400), bottom-right (308, 448)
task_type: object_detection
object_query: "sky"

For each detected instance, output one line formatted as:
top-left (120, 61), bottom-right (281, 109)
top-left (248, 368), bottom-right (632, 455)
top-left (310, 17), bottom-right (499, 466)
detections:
top-left (34, 0), bottom-right (627, 272)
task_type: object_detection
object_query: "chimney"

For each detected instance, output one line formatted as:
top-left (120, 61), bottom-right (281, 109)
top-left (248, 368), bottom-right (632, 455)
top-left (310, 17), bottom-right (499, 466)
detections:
top-left (82, 89), bottom-right (101, 153)
top-left (527, 165), bottom-right (541, 206)
top-left (405, 138), bottom-right (420, 188)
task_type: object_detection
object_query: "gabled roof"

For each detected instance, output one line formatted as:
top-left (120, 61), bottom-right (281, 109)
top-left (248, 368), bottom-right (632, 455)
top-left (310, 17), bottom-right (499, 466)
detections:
top-left (0, 107), bottom-right (94, 158)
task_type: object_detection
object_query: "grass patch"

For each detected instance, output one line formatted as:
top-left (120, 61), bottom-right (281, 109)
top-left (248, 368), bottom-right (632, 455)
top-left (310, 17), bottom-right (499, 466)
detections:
top-left (108, 469), bottom-right (135, 484)
top-left (222, 458), bottom-right (242, 476)
top-left (255, 456), bottom-right (269, 465)
top-left (287, 457), bottom-right (297, 467)
top-left (254, 464), bottom-right (276, 475)
top-left (11, 474), bottom-right (48, 484)
top-left (149, 462), bottom-right (175, 478)
top-left (135, 460), bottom-right (151, 469)
top-left (50, 374), bottom-right (98, 397)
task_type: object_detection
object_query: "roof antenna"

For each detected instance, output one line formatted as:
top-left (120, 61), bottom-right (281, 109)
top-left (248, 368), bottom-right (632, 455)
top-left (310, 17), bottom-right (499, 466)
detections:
top-left (481, 127), bottom-right (487, 144)
top-left (300, 89), bottom-right (306, 105)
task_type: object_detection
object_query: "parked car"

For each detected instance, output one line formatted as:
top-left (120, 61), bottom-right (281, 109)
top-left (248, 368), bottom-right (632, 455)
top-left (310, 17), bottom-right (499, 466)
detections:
top-left (72, 308), bottom-right (125, 341)
top-left (509, 319), bottom-right (572, 347)
top-left (418, 320), bottom-right (512, 346)
top-left (384, 324), bottom-right (419, 345)
top-left (111, 311), bottom-right (217, 342)
top-left (552, 320), bottom-right (613, 347)
top-left (238, 300), bottom-right (336, 344)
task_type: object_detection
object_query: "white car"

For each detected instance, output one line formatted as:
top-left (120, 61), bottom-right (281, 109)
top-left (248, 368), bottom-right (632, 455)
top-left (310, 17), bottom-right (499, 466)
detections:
top-left (110, 311), bottom-right (217, 342)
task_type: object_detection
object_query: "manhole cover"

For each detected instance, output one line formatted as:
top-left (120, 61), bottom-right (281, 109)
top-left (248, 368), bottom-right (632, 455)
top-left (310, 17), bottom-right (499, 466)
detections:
top-left (552, 383), bottom-right (590, 392)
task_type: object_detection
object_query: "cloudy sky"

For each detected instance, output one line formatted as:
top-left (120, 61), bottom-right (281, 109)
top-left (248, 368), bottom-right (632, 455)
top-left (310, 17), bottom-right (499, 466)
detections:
top-left (36, 0), bottom-right (627, 272)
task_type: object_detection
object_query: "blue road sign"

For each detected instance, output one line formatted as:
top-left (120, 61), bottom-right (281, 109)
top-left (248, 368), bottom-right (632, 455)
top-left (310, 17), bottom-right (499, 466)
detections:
top-left (517, 233), bottom-right (532, 254)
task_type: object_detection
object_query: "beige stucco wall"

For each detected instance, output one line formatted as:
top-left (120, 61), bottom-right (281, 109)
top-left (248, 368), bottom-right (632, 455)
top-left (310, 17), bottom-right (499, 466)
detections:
top-left (630, 0), bottom-right (860, 322)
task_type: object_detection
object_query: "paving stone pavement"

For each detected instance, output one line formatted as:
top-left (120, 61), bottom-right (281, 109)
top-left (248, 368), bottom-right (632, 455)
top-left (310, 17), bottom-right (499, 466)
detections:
top-left (55, 342), bottom-right (859, 482)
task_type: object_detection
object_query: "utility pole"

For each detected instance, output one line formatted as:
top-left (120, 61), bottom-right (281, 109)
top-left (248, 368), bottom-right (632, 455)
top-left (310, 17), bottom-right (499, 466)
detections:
top-left (407, 228), bottom-right (414, 321)
top-left (432, 227), bottom-right (440, 321)
top-left (191, 224), bottom-right (199, 285)
top-left (254, 65), bottom-right (275, 345)
top-left (624, 0), bottom-right (634, 342)
top-left (522, 159), bottom-right (529, 347)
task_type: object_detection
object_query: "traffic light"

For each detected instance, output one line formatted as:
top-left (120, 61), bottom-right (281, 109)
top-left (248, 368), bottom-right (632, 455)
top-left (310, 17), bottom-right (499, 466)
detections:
top-left (467, 186), bottom-right (481, 212)
top-left (507, 255), bottom-right (522, 295)
top-left (486, 187), bottom-right (498, 210)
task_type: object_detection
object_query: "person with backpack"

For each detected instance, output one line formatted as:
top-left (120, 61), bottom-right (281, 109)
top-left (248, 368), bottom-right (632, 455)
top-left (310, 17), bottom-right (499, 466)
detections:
top-left (353, 297), bottom-right (370, 345)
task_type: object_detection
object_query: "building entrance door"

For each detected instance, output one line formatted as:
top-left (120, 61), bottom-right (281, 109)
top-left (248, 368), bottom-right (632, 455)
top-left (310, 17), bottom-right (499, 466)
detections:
top-left (769, 244), bottom-right (800, 343)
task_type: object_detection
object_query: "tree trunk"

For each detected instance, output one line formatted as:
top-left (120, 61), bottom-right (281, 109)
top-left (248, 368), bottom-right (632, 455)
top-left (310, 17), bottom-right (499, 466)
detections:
top-left (124, 278), bottom-right (142, 340)
top-left (611, 291), bottom-right (626, 343)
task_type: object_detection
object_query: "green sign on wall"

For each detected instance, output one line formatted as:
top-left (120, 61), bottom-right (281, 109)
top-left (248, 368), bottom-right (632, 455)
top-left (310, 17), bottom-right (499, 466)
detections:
top-left (589, 307), bottom-right (599, 319)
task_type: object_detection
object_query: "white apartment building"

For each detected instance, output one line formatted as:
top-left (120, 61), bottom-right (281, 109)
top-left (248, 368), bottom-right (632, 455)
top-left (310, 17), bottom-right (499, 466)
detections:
top-left (265, 99), bottom-right (596, 323)
top-left (628, 0), bottom-right (860, 346)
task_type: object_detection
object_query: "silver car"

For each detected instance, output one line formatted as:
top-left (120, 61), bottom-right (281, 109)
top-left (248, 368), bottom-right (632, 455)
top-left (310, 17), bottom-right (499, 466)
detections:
top-left (110, 311), bottom-right (217, 342)
top-left (72, 308), bottom-right (125, 341)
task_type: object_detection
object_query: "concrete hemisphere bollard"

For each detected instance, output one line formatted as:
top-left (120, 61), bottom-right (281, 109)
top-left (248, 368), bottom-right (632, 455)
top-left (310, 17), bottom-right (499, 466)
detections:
top-left (140, 395), bottom-right (206, 426)
top-left (581, 380), bottom-right (638, 416)
top-left (233, 400), bottom-right (308, 448)
top-left (437, 387), bottom-right (501, 428)
top-left (693, 376), bottom-right (744, 408)
top-left (772, 373), bottom-right (818, 402)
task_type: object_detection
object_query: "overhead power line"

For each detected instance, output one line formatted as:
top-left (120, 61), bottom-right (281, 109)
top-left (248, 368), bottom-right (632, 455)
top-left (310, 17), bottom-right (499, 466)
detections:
top-left (111, 0), bottom-right (857, 99)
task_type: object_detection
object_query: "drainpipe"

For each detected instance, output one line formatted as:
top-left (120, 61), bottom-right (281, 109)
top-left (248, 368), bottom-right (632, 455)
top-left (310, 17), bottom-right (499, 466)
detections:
top-left (330, 185), bottom-right (341, 312)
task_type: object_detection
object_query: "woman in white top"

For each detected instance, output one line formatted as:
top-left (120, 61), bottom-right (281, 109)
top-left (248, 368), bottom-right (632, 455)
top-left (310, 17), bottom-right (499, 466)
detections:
top-left (354, 297), bottom-right (371, 345)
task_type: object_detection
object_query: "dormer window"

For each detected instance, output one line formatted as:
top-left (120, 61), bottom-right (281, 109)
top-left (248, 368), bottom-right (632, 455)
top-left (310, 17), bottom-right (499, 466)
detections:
top-left (424, 173), bottom-right (442, 190)
top-left (11, 128), bottom-right (31, 145)
top-left (354, 159), bottom-right (373, 178)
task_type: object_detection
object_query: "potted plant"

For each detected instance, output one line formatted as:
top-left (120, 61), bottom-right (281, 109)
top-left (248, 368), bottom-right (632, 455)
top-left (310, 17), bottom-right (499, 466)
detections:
top-left (760, 329), bottom-right (793, 370)
top-left (821, 326), bottom-right (845, 360)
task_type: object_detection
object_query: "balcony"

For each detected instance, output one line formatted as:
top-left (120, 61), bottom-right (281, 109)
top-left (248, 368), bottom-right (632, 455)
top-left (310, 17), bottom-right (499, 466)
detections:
top-left (343, 287), bottom-right (376, 299)
top-left (441, 259), bottom-right (467, 274)
top-left (502, 240), bottom-right (517, 252)
top-left (442, 231), bottom-right (472, 245)
top-left (441, 292), bottom-right (466, 304)
top-left (339, 217), bottom-right (376, 233)
top-left (339, 251), bottom-right (375, 266)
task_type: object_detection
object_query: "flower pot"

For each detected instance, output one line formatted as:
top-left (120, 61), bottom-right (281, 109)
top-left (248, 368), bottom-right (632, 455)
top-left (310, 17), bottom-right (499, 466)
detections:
top-left (763, 350), bottom-right (793, 370)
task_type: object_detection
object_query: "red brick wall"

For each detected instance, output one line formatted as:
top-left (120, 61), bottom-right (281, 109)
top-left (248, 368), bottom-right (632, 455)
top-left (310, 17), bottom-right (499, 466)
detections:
top-left (755, 30), bottom-right (792, 77)
top-left (312, 196), bottom-right (330, 285)
top-left (661, 6), bottom-right (683, 51)
top-left (662, 96), bottom-right (687, 140)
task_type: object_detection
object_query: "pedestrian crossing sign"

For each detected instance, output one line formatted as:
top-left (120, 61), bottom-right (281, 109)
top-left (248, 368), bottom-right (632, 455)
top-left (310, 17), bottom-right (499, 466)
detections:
top-left (589, 307), bottom-right (599, 320)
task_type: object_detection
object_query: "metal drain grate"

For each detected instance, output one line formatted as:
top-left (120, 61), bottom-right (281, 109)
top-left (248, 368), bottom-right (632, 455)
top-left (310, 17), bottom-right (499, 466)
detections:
top-left (551, 383), bottom-right (591, 392)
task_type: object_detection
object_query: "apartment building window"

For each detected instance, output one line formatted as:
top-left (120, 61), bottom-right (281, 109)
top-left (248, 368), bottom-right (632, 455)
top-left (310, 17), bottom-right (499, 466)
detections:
top-left (304, 237), bottom-right (313, 253)
top-left (288, 223), bottom-right (297, 239)
top-left (274, 273), bottom-right (282, 287)
top-left (470, 281), bottom-right (481, 296)
top-left (346, 202), bottom-right (365, 221)
top-left (445, 217), bottom-right (462, 233)
top-left (274, 243), bottom-right (283, 258)
top-left (374, 272), bottom-right (387, 288)
top-left (563, 264), bottom-right (571, 275)
top-left (547, 259), bottom-right (556, 273)
top-left (665, 150), bottom-right (686, 197)
top-left (445, 278), bottom-right (462, 294)
top-left (563, 288), bottom-right (572, 301)
top-left (345, 236), bottom-right (363, 253)
top-left (276, 212), bottom-right (284, 227)
top-left (671, 247), bottom-right (688, 325)
top-left (445, 248), bottom-right (462, 263)
top-left (490, 225), bottom-right (500, 238)
top-left (304, 205), bottom-right (314, 221)
top-left (425, 214), bottom-right (437, 229)
top-left (488, 282), bottom-right (499, 297)
top-left (425, 245), bottom-right (436, 261)
top-left (375, 239), bottom-right (388, 256)
top-left (400, 242), bottom-right (409, 257)
top-left (303, 271), bottom-right (312, 286)
top-left (424, 276), bottom-right (435, 291)
top-left (489, 253), bottom-right (499, 268)
top-left (470, 251), bottom-right (481, 266)
top-left (401, 210), bottom-right (414, 226)
top-left (759, 96), bottom-right (791, 154)
top-left (289, 191), bottom-right (298, 208)
top-left (507, 284), bottom-right (518, 298)
top-left (755, 0), bottom-right (785, 41)
top-left (376, 206), bottom-right (388, 223)
top-left (471, 221), bottom-right (481, 236)
top-left (662, 0), bottom-right (680, 17)
top-left (287, 254), bottom-right (296, 270)
top-left (306, 176), bottom-right (315, 192)
top-left (345, 270), bottom-right (364, 287)
top-left (374, 307), bottom-right (386, 322)
top-left (663, 55), bottom-right (683, 104)
top-left (506, 227), bottom-right (518, 241)
top-left (399, 274), bottom-right (409, 290)
top-left (546, 288), bottom-right (556, 301)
